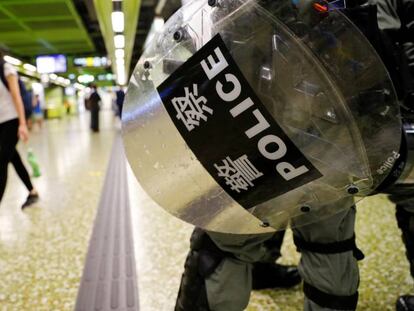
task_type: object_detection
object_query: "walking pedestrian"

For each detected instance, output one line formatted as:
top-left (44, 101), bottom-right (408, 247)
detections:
top-left (0, 52), bottom-right (39, 208)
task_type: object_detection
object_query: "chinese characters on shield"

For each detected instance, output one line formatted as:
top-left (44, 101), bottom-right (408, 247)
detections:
top-left (172, 84), bottom-right (213, 131)
top-left (214, 155), bottom-right (263, 193)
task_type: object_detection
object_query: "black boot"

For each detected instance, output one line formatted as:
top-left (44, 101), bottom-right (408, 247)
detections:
top-left (395, 206), bottom-right (414, 311)
top-left (252, 262), bottom-right (301, 290)
top-left (397, 295), bottom-right (414, 311)
top-left (252, 230), bottom-right (301, 290)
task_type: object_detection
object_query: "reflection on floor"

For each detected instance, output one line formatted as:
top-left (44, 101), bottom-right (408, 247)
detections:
top-left (0, 110), bottom-right (412, 311)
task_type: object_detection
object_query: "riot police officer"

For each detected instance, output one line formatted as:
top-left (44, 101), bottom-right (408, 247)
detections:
top-left (121, 0), bottom-right (410, 310)
top-left (174, 0), bottom-right (413, 310)
top-left (372, 0), bottom-right (414, 308)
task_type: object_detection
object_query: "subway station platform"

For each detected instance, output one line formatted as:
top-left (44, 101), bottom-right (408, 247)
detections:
top-left (0, 112), bottom-right (413, 310)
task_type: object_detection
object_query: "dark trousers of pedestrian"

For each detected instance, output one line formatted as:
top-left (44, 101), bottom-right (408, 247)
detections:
top-left (11, 150), bottom-right (33, 192)
top-left (0, 119), bottom-right (33, 202)
top-left (91, 108), bottom-right (100, 132)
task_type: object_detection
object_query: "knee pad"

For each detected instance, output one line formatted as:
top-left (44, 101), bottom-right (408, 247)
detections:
top-left (294, 234), bottom-right (361, 310)
top-left (303, 282), bottom-right (359, 310)
top-left (175, 228), bottom-right (231, 311)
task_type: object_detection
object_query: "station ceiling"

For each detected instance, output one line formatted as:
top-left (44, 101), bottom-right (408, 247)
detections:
top-left (0, 0), bottom-right (159, 85)
top-left (0, 0), bottom-right (97, 57)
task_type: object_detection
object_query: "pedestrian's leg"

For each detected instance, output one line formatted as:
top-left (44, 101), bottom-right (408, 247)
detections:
top-left (0, 120), bottom-right (19, 202)
top-left (293, 200), bottom-right (360, 311)
top-left (96, 110), bottom-right (100, 131)
top-left (9, 147), bottom-right (39, 209)
top-left (90, 110), bottom-right (95, 130)
top-left (10, 149), bottom-right (34, 192)
top-left (91, 109), bottom-right (99, 132)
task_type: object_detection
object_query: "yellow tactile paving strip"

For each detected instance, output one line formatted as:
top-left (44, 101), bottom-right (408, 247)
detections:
top-left (75, 136), bottom-right (139, 311)
top-left (0, 112), bottom-right (117, 310)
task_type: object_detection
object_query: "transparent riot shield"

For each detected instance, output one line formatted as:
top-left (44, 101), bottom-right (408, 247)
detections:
top-left (122, 0), bottom-right (401, 234)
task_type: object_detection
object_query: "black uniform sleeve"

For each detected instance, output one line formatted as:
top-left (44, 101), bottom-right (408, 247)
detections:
top-left (399, 0), bottom-right (414, 37)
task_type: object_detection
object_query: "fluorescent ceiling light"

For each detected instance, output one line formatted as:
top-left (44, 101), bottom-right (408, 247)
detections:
top-left (155, 0), bottom-right (167, 15)
top-left (144, 17), bottom-right (165, 49)
top-left (77, 74), bottom-right (95, 84)
top-left (31, 82), bottom-right (43, 93)
top-left (74, 83), bottom-right (85, 90)
top-left (117, 75), bottom-right (126, 86)
top-left (114, 34), bottom-right (125, 49)
top-left (153, 17), bottom-right (165, 31)
top-left (117, 65), bottom-right (126, 85)
top-left (40, 74), bottom-right (50, 83)
top-left (23, 63), bottom-right (37, 72)
top-left (117, 64), bottom-right (125, 72)
top-left (111, 11), bottom-right (124, 33)
top-left (49, 73), bottom-right (58, 80)
top-left (4, 55), bottom-right (22, 66)
top-left (115, 49), bottom-right (124, 59)
top-left (116, 58), bottom-right (125, 66)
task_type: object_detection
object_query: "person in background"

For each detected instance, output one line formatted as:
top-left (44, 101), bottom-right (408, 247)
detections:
top-left (64, 99), bottom-right (71, 115)
top-left (32, 94), bottom-right (43, 129)
top-left (88, 84), bottom-right (101, 132)
top-left (21, 81), bottom-right (33, 130)
top-left (0, 52), bottom-right (39, 208)
top-left (115, 86), bottom-right (125, 118)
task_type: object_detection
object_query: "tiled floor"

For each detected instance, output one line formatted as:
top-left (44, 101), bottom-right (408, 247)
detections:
top-left (0, 110), bottom-right (413, 311)
top-left (0, 111), bottom-right (117, 310)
